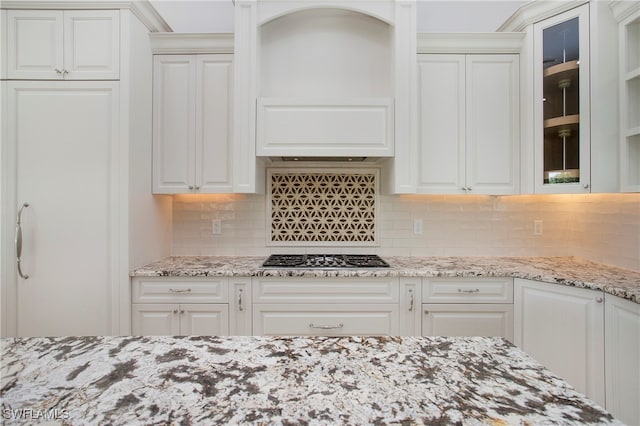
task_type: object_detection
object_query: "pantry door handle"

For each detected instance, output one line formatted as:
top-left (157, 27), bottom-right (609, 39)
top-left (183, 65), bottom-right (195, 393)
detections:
top-left (15, 203), bottom-right (30, 279)
top-left (309, 323), bottom-right (344, 330)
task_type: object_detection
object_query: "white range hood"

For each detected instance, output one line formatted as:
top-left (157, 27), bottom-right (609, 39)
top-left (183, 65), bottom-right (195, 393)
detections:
top-left (234, 0), bottom-right (417, 168)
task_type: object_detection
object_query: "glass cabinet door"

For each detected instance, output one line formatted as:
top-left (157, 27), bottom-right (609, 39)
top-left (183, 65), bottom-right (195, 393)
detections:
top-left (534, 5), bottom-right (590, 193)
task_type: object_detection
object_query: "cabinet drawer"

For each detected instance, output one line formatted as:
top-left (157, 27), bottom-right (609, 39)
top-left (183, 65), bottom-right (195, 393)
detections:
top-left (253, 304), bottom-right (399, 336)
top-left (252, 277), bottom-right (398, 303)
top-left (132, 277), bottom-right (228, 303)
top-left (422, 277), bottom-right (513, 303)
top-left (422, 304), bottom-right (514, 341)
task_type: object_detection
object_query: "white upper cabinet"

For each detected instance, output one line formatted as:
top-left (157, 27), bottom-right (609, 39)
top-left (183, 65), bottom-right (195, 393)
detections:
top-left (417, 54), bottom-right (520, 195)
top-left (152, 54), bottom-right (233, 194)
top-left (614, 3), bottom-right (640, 192)
top-left (7, 10), bottom-right (119, 80)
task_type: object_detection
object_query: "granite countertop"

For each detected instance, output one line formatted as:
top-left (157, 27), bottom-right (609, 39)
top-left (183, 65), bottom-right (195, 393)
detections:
top-left (0, 335), bottom-right (621, 425)
top-left (131, 256), bottom-right (640, 303)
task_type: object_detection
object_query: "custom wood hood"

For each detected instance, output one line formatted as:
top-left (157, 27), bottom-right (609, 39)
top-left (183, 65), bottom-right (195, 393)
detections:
top-left (233, 0), bottom-right (417, 191)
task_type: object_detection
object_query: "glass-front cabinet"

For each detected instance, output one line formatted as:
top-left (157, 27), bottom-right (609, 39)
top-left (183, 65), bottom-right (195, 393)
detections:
top-left (534, 5), bottom-right (590, 193)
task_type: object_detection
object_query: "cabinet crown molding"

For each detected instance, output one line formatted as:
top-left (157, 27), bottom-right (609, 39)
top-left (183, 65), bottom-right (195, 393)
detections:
top-left (497, 0), bottom-right (589, 32)
top-left (609, 0), bottom-right (640, 22)
top-left (150, 33), bottom-right (234, 54)
top-left (417, 33), bottom-right (524, 54)
top-left (0, 0), bottom-right (171, 32)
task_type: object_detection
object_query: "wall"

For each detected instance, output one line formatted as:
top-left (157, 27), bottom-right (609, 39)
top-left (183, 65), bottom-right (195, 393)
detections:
top-left (172, 192), bottom-right (640, 271)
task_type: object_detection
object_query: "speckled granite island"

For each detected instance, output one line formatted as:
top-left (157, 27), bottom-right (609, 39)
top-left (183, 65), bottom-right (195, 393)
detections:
top-left (0, 335), bottom-right (621, 425)
top-left (131, 256), bottom-right (640, 303)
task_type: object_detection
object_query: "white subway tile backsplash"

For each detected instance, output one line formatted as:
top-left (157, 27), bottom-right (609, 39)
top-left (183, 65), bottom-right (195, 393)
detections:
top-left (171, 193), bottom-right (640, 271)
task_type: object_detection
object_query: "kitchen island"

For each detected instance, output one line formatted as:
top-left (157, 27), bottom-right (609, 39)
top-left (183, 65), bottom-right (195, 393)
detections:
top-left (0, 335), bottom-right (620, 425)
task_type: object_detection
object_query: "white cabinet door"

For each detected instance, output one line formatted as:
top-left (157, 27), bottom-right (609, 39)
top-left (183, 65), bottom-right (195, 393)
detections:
top-left (514, 279), bottom-right (605, 406)
top-left (7, 10), bottom-right (63, 79)
top-left (417, 54), bottom-right (465, 194)
top-left (132, 304), bottom-right (180, 336)
top-left (152, 55), bottom-right (196, 193)
top-left (417, 54), bottom-right (519, 195)
top-left (196, 55), bottom-right (233, 192)
top-left (153, 54), bottom-right (233, 194)
top-left (7, 10), bottom-right (119, 80)
top-left (422, 304), bottom-right (514, 342)
top-left (181, 304), bottom-right (229, 336)
top-left (63, 11), bottom-right (119, 80)
top-left (605, 294), bottom-right (640, 425)
top-left (465, 55), bottom-right (519, 195)
top-left (7, 81), bottom-right (119, 337)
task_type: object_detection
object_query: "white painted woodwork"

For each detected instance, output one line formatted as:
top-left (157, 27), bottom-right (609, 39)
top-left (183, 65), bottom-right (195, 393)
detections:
top-left (234, 0), bottom-right (416, 193)
top-left (131, 304), bottom-right (229, 336)
top-left (256, 98), bottom-right (394, 157)
top-left (422, 277), bottom-right (513, 304)
top-left (422, 304), bottom-right (514, 342)
top-left (252, 277), bottom-right (398, 304)
top-left (252, 304), bottom-right (400, 336)
top-left (7, 10), bottom-right (119, 80)
top-left (604, 294), bottom-right (640, 425)
top-left (132, 278), bottom-right (229, 304)
top-left (417, 54), bottom-right (519, 195)
top-left (514, 278), bottom-right (605, 406)
top-left (7, 10), bottom-right (63, 79)
top-left (532, 5), bottom-right (591, 194)
top-left (399, 278), bottom-right (421, 336)
top-left (8, 81), bottom-right (119, 337)
top-left (132, 304), bottom-right (180, 336)
top-left (617, 6), bottom-right (640, 192)
top-left (180, 304), bottom-right (229, 336)
top-left (152, 54), bottom-right (233, 194)
top-left (63, 11), bottom-right (120, 80)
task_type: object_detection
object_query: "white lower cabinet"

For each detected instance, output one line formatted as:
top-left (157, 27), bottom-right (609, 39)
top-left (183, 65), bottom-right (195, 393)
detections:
top-left (604, 294), bottom-right (640, 425)
top-left (131, 277), bottom-right (252, 336)
top-left (421, 277), bottom-right (514, 342)
top-left (132, 303), bottom-right (229, 336)
top-left (514, 278), bottom-right (605, 406)
top-left (252, 277), bottom-right (400, 336)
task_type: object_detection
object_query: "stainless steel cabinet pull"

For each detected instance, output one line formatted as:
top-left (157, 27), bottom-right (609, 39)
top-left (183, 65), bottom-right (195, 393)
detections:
top-left (238, 289), bottom-right (244, 311)
top-left (457, 288), bottom-right (480, 293)
top-left (408, 289), bottom-right (414, 312)
top-left (15, 203), bottom-right (30, 279)
top-left (55, 68), bottom-right (63, 74)
top-left (169, 288), bottom-right (192, 293)
top-left (309, 323), bottom-right (344, 330)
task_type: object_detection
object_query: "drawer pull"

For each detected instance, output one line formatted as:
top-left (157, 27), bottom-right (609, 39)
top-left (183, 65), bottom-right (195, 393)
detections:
top-left (309, 323), bottom-right (344, 330)
top-left (169, 288), bottom-right (192, 293)
top-left (238, 289), bottom-right (244, 311)
top-left (457, 288), bottom-right (480, 294)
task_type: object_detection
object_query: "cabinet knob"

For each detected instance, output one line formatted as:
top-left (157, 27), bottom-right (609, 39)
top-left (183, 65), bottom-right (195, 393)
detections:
top-left (194, 186), bottom-right (200, 191)
top-left (595, 297), bottom-right (603, 303)
top-left (173, 309), bottom-right (178, 314)
top-left (188, 186), bottom-right (194, 190)
top-left (583, 183), bottom-right (590, 189)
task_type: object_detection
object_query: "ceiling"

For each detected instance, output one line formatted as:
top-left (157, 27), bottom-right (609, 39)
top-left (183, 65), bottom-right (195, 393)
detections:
top-left (148, 0), bottom-right (530, 33)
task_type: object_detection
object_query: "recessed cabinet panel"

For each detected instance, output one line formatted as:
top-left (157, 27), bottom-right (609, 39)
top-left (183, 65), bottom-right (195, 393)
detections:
top-left (180, 304), bottom-right (229, 336)
top-left (153, 55), bottom-right (196, 193)
top-left (253, 304), bottom-right (399, 336)
top-left (422, 277), bottom-right (513, 304)
top-left (63, 11), bottom-right (119, 80)
top-left (7, 11), bottom-right (63, 79)
top-left (132, 278), bottom-right (229, 304)
top-left (620, 11), bottom-right (640, 192)
top-left (132, 304), bottom-right (181, 336)
top-left (422, 304), bottom-right (514, 342)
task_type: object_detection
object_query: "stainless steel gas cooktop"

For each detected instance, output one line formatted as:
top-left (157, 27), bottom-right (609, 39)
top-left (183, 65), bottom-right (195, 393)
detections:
top-left (262, 254), bottom-right (390, 268)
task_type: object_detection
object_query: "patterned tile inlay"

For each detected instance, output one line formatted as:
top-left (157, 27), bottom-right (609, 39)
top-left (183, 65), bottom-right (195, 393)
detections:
top-left (270, 172), bottom-right (376, 243)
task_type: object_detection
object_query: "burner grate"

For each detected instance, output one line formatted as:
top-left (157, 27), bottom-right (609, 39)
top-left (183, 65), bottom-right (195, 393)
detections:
top-left (262, 254), bottom-right (389, 268)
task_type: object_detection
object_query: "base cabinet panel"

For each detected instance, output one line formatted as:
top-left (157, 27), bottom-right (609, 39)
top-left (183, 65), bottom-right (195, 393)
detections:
top-left (605, 294), bottom-right (640, 425)
top-left (253, 304), bottom-right (399, 336)
top-left (422, 304), bottom-right (513, 342)
top-left (514, 279), bottom-right (605, 406)
top-left (132, 304), bottom-right (180, 336)
top-left (132, 303), bottom-right (229, 336)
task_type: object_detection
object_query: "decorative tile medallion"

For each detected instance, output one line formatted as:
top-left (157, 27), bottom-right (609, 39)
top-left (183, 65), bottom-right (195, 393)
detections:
top-left (268, 170), bottom-right (378, 245)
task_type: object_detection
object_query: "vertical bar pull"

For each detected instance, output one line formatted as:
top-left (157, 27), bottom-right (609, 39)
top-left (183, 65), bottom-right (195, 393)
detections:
top-left (15, 203), bottom-right (30, 279)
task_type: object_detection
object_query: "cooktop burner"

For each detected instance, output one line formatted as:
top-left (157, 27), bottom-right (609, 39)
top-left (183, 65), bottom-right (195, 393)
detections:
top-left (262, 254), bottom-right (390, 268)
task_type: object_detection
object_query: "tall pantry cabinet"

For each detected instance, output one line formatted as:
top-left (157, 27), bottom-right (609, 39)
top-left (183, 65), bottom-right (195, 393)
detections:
top-left (0, 2), bottom-right (172, 337)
